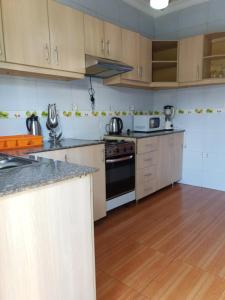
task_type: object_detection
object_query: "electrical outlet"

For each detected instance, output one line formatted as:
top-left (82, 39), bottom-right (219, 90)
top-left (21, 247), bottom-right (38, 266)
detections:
top-left (129, 105), bottom-right (135, 111)
top-left (72, 104), bottom-right (78, 111)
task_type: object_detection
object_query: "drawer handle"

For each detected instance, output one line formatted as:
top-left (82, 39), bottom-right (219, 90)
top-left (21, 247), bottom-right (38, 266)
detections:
top-left (144, 158), bottom-right (153, 162)
top-left (144, 173), bottom-right (152, 177)
top-left (144, 187), bottom-right (153, 191)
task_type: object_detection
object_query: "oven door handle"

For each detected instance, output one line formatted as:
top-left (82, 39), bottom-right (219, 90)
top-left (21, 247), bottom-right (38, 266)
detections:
top-left (106, 155), bottom-right (134, 164)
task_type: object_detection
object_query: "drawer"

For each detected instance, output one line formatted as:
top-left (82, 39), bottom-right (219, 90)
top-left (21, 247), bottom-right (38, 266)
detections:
top-left (137, 151), bottom-right (158, 169)
top-left (137, 137), bottom-right (159, 154)
top-left (136, 178), bottom-right (156, 200)
top-left (137, 165), bottom-right (156, 184)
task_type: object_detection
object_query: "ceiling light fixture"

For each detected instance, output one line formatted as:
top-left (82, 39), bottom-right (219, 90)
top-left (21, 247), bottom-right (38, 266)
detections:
top-left (150, 0), bottom-right (169, 10)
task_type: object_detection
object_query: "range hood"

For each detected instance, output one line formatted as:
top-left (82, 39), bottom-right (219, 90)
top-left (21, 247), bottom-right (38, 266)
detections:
top-left (85, 55), bottom-right (133, 79)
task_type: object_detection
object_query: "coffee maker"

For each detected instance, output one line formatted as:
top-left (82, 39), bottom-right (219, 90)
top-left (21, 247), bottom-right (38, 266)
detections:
top-left (164, 105), bottom-right (175, 130)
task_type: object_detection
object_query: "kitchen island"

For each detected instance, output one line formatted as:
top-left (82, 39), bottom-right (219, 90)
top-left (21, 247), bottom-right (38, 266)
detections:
top-left (0, 155), bottom-right (97, 300)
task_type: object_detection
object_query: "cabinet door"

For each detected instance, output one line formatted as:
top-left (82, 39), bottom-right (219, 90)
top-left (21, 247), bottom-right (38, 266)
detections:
top-left (139, 35), bottom-right (152, 83)
top-left (172, 133), bottom-right (184, 183)
top-left (33, 150), bottom-right (67, 161)
top-left (1, 0), bottom-right (50, 68)
top-left (121, 29), bottom-right (139, 81)
top-left (104, 21), bottom-right (122, 61)
top-left (48, 1), bottom-right (85, 73)
top-left (178, 35), bottom-right (204, 82)
top-left (84, 14), bottom-right (105, 58)
top-left (157, 135), bottom-right (173, 190)
top-left (67, 145), bottom-right (106, 221)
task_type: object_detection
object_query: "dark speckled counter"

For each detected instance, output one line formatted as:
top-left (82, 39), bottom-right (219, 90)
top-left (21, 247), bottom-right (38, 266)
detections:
top-left (0, 138), bottom-right (103, 197)
top-left (0, 156), bottom-right (96, 197)
top-left (105, 129), bottom-right (185, 139)
top-left (3, 138), bottom-right (105, 156)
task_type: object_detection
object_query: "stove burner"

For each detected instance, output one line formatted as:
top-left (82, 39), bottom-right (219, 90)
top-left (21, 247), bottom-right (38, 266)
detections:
top-left (105, 139), bottom-right (135, 159)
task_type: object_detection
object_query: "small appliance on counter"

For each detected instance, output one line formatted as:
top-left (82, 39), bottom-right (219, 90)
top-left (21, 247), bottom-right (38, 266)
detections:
top-left (106, 117), bottom-right (123, 135)
top-left (46, 104), bottom-right (62, 143)
top-left (164, 105), bottom-right (175, 130)
top-left (105, 140), bottom-right (135, 211)
top-left (133, 115), bottom-right (165, 132)
top-left (26, 114), bottom-right (42, 136)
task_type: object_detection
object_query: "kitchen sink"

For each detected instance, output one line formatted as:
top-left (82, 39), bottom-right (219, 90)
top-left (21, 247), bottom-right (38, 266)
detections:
top-left (0, 155), bottom-right (38, 170)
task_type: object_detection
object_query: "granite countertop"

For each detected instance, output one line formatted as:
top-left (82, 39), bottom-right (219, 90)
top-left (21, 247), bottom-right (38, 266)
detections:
top-left (2, 138), bottom-right (105, 157)
top-left (0, 155), bottom-right (96, 198)
top-left (105, 129), bottom-right (185, 139)
top-left (28, 138), bottom-right (105, 154)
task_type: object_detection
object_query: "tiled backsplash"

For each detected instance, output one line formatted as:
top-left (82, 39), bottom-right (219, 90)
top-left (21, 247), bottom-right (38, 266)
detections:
top-left (153, 85), bottom-right (225, 192)
top-left (2, 74), bottom-right (225, 192)
top-left (0, 75), bottom-right (154, 140)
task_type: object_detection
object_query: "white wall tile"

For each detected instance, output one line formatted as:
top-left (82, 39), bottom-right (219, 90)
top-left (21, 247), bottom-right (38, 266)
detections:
top-left (0, 76), bottom-right (154, 140)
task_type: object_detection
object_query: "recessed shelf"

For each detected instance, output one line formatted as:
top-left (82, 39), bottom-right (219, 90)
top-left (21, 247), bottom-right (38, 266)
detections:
top-left (152, 41), bottom-right (178, 83)
top-left (203, 32), bottom-right (225, 79)
top-left (152, 40), bottom-right (178, 62)
top-left (152, 61), bottom-right (177, 71)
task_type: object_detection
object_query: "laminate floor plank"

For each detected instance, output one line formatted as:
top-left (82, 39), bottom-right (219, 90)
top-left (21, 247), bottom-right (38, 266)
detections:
top-left (95, 184), bottom-right (225, 299)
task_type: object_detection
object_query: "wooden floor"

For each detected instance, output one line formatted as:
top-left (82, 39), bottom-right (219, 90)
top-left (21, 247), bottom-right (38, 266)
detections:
top-left (94, 184), bottom-right (225, 300)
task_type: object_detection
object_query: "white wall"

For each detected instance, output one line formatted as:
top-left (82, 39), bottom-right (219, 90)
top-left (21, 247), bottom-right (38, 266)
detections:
top-left (153, 86), bottom-right (225, 191)
top-left (0, 75), bottom-right (154, 140)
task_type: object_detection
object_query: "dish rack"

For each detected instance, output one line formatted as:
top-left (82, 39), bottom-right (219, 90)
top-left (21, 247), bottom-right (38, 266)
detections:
top-left (0, 135), bottom-right (43, 150)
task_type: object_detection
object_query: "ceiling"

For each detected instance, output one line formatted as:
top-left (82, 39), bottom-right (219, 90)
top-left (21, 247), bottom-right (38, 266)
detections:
top-left (122, 0), bottom-right (209, 18)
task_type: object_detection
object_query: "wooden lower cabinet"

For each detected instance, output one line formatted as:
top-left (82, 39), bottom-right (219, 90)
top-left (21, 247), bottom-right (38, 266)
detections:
top-left (66, 144), bottom-right (106, 221)
top-left (34, 144), bottom-right (106, 221)
top-left (136, 132), bottom-right (184, 200)
top-left (0, 176), bottom-right (96, 300)
top-left (136, 136), bottom-right (159, 200)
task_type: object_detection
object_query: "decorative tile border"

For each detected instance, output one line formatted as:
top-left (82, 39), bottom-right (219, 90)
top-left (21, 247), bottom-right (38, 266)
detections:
top-left (0, 108), bottom-right (225, 120)
top-left (0, 110), bottom-right (162, 119)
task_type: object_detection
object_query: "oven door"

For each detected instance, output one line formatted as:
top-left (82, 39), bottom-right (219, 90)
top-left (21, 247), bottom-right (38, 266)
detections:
top-left (106, 155), bottom-right (135, 200)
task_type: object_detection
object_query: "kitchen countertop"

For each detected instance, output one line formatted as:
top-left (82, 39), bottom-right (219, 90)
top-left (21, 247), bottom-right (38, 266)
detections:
top-left (0, 138), bottom-right (104, 198)
top-left (0, 155), bottom-right (96, 198)
top-left (3, 138), bottom-right (105, 156)
top-left (105, 129), bottom-right (185, 139)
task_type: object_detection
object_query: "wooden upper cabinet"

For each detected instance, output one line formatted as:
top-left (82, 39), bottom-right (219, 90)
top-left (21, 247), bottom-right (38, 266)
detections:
top-left (178, 35), bottom-right (204, 82)
top-left (139, 35), bottom-right (152, 83)
top-left (48, 1), bottom-right (85, 73)
top-left (1, 0), bottom-right (50, 68)
top-left (104, 21), bottom-right (122, 61)
top-left (84, 15), bottom-right (105, 58)
top-left (121, 29), bottom-right (139, 81)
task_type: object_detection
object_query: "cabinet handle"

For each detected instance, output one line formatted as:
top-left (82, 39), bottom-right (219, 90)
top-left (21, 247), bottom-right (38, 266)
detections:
top-left (138, 66), bottom-right (140, 78)
top-left (102, 149), bottom-right (105, 162)
top-left (106, 40), bottom-right (110, 55)
top-left (144, 158), bottom-right (153, 162)
top-left (65, 154), bottom-right (68, 162)
top-left (197, 64), bottom-right (200, 80)
top-left (44, 44), bottom-right (50, 63)
top-left (101, 39), bottom-right (105, 54)
top-left (0, 45), bottom-right (2, 57)
top-left (54, 46), bottom-right (59, 65)
top-left (140, 66), bottom-right (143, 79)
top-left (144, 173), bottom-right (152, 177)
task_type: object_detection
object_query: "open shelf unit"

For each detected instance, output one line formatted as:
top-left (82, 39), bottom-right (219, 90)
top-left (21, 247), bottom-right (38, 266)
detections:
top-left (152, 41), bottom-right (178, 82)
top-left (203, 33), bottom-right (225, 79)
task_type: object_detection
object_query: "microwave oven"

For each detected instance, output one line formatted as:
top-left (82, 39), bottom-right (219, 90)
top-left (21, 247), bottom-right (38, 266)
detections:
top-left (133, 115), bottom-right (165, 132)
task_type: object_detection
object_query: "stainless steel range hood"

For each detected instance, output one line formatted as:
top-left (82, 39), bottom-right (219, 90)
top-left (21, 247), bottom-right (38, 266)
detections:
top-left (85, 55), bottom-right (133, 79)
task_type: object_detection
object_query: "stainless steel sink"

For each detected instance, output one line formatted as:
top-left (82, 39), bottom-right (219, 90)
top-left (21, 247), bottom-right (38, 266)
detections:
top-left (0, 155), bottom-right (37, 170)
